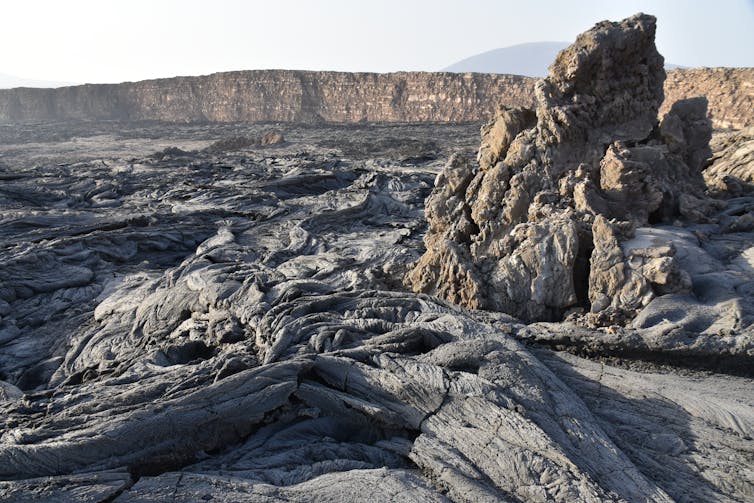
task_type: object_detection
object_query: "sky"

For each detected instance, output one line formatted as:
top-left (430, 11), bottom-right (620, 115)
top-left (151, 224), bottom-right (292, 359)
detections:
top-left (3, 0), bottom-right (753, 84)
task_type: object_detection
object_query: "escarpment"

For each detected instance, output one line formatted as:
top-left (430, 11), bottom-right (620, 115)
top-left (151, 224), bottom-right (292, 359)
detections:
top-left (0, 67), bottom-right (751, 128)
top-left (662, 67), bottom-right (754, 130)
top-left (0, 71), bottom-right (535, 124)
top-left (407, 13), bottom-right (727, 324)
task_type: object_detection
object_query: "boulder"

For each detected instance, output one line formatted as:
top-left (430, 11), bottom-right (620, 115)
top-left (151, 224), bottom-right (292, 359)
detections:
top-left (260, 129), bottom-right (286, 146)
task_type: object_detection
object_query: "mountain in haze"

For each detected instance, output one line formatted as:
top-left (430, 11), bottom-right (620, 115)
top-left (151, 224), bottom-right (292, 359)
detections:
top-left (444, 42), bottom-right (568, 77)
top-left (444, 41), bottom-right (685, 77)
top-left (0, 73), bottom-right (75, 89)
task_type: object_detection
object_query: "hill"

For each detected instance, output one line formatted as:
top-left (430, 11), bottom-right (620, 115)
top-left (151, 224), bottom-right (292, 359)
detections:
top-left (444, 42), bottom-right (568, 77)
top-left (444, 42), bottom-right (685, 76)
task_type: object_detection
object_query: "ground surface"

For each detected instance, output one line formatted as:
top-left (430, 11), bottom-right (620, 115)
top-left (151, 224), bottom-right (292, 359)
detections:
top-left (0, 122), bottom-right (752, 502)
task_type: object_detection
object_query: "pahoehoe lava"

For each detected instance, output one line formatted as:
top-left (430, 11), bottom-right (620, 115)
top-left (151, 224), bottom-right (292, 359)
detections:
top-left (1, 13), bottom-right (753, 503)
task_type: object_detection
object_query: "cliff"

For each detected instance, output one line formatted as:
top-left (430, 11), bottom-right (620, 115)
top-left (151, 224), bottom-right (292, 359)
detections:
top-left (661, 67), bottom-right (754, 129)
top-left (0, 71), bottom-right (534, 124)
top-left (0, 68), bottom-right (751, 128)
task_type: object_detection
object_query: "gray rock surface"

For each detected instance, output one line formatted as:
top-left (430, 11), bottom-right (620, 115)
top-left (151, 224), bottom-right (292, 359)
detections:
top-left (0, 117), bottom-right (752, 503)
top-left (1, 67), bottom-right (752, 130)
top-left (1, 15), bottom-right (753, 503)
top-left (408, 14), bottom-right (727, 325)
top-left (705, 127), bottom-right (754, 196)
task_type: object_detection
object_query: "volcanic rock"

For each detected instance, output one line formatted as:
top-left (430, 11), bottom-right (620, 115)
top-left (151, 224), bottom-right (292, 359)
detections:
top-left (1, 68), bottom-right (752, 130)
top-left (260, 129), bottom-right (285, 146)
top-left (203, 129), bottom-right (286, 154)
top-left (409, 13), bottom-right (714, 323)
top-left (1, 16), bottom-right (753, 503)
top-left (0, 100), bottom-right (752, 503)
top-left (704, 127), bottom-right (754, 196)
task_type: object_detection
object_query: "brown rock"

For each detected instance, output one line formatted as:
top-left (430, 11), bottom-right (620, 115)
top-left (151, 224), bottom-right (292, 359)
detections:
top-left (660, 96), bottom-right (712, 172)
top-left (598, 144), bottom-right (664, 223)
top-left (0, 68), bottom-right (750, 129)
top-left (260, 129), bottom-right (285, 146)
top-left (405, 154), bottom-right (485, 309)
top-left (486, 217), bottom-right (579, 320)
top-left (0, 71), bottom-right (536, 124)
top-left (661, 67), bottom-right (754, 130)
top-left (536, 14), bottom-right (665, 173)
top-left (477, 107), bottom-right (536, 171)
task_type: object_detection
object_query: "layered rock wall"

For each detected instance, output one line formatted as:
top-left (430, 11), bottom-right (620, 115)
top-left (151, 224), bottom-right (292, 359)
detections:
top-left (0, 71), bottom-right (534, 124)
top-left (0, 68), bottom-right (751, 128)
top-left (662, 68), bottom-right (754, 129)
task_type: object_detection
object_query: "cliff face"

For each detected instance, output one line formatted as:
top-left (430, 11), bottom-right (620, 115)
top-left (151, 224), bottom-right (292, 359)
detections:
top-left (0, 68), bottom-right (751, 128)
top-left (661, 68), bottom-right (754, 129)
top-left (0, 71), bottom-right (534, 124)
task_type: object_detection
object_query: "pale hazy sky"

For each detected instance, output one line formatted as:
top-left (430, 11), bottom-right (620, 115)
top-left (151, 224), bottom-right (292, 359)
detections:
top-left (3, 0), bottom-right (754, 84)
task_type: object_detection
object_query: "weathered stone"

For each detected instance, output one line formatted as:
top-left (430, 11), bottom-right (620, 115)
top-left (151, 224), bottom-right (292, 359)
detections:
top-left (260, 129), bottom-right (285, 146)
top-left (1, 102), bottom-right (753, 503)
top-left (661, 67), bottom-right (754, 130)
top-left (409, 13), bottom-right (725, 324)
top-left (0, 71), bottom-right (536, 124)
top-left (597, 143), bottom-right (664, 223)
top-left (477, 107), bottom-right (536, 171)
top-left (704, 127), bottom-right (754, 196)
top-left (486, 217), bottom-right (579, 320)
top-left (0, 68), bottom-right (751, 129)
top-left (588, 215), bottom-right (653, 316)
top-left (660, 96), bottom-right (712, 172)
top-left (535, 14), bottom-right (665, 173)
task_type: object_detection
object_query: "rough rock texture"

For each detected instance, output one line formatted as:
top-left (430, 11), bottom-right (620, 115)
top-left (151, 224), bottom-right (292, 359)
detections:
top-left (662, 67), bottom-right (754, 130)
top-left (203, 128), bottom-right (286, 154)
top-left (0, 120), bottom-right (752, 502)
top-left (705, 127), bottom-right (754, 195)
top-left (2, 14), bottom-right (754, 503)
top-left (0, 71), bottom-right (535, 124)
top-left (0, 68), bottom-right (751, 128)
top-left (409, 14), bottom-right (719, 324)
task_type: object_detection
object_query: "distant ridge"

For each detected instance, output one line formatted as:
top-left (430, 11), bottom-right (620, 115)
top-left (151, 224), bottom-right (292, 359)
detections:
top-left (0, 73), bottom-right (76, 89)
top-left (444, 42), bottom-right (685, 77)
top-left (0, 68), bottom-right (748, 129)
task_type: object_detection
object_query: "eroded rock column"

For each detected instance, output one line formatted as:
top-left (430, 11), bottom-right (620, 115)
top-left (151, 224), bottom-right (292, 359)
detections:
top-left (408, 13), bottom-right (713, 323)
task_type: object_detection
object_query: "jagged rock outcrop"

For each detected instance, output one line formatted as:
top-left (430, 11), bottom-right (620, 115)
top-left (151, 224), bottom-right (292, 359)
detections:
top-left (0, 68), bottom-right (751, 128)
top-left (203, 128), bottom-right (285, 153)
top-left (408, 13), bottom-right (715, 323)
top-left (0, 71), bottom-right (535, 124)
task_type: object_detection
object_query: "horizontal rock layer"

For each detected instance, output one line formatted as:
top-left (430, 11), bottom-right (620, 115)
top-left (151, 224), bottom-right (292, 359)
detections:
top-left (0, 71), bottom-right (533, 124)
top-left (661, 67), bottom-right (754, 129)
top-left (0, 68), bottom-right (751, 128)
